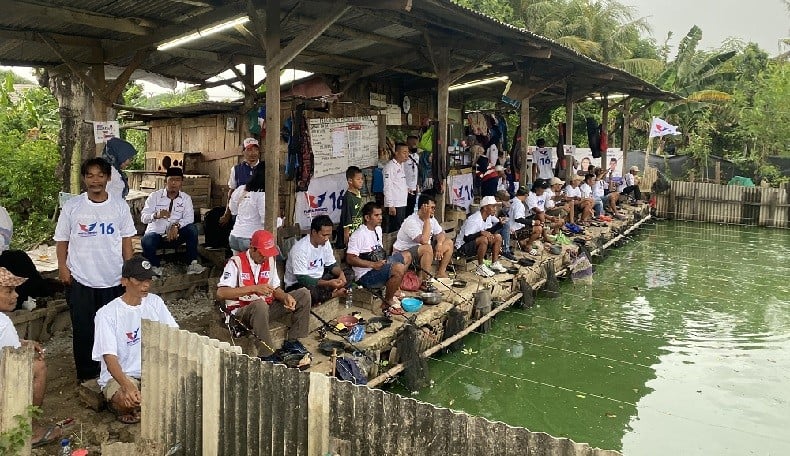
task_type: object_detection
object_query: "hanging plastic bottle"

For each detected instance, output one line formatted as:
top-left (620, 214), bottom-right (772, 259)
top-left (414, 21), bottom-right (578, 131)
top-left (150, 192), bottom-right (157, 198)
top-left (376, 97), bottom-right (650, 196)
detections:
top-left (59, 438), bottom-right (72, 456)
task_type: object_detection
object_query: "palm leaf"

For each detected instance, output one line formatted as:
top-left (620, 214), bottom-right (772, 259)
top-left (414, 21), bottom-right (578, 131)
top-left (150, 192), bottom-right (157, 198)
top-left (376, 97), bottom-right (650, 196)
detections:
top-left (557, 35), bottom-right (602, 59)
top-left (687, 90), bottom-right (733, 103)
top-left (620, 58), bottom-right (665, 79)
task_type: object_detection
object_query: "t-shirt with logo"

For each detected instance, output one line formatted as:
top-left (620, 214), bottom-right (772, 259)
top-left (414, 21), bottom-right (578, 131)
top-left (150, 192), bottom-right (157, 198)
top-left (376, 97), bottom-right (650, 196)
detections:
top-left (535, 147), bottom-right (554, 180)
top-left (346, 224), bottom-right (385, 279)
top-left (140, 189), bottom-right (195, 236)
top-left (228, 187), bottom-right (266, 240)
top-left (509, 197), bottom-right (527, 232)
top-left (92, 294), bottom-right (178, 389)
top-left (217, 251), bottom-right (280, 310)
top-left (393, 213), bottom-right (442, 252)
top-left (284, 235), bottom-right (337, 287)
top-left (337, 190), bottom-right (363, 249)
top-left (526, 191), bottom-right (547, 216)
top-left (54, 193), bottom-right (137, 288)
top-left (456, 210), bottom-right (498, 249)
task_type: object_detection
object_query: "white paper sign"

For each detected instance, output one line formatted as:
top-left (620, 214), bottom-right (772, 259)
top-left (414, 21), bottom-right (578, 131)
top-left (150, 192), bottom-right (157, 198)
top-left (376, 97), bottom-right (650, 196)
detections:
top-left (93, 121), bottom-right (120, 143)
top-left (449, 173), bottom-right (474, 211)
top-left (308, 116), bottom-right (379, 178)
top-left (386, 104), bottom-right (402, 125)
top-left (293, 172), bottom-right (349, 228)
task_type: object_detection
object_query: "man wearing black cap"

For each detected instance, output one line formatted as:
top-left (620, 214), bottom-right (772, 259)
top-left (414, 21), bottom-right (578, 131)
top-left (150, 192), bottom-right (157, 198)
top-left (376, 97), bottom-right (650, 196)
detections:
top-left (92, 256), bottom-right (178, 424)
top-left (140, 167), bottom-right (205, 276)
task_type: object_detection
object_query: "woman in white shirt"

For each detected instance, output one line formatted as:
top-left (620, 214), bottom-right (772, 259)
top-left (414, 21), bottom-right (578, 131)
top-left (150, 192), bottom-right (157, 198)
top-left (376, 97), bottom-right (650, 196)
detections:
top-left (102, 138), bottom-right (138, 203)
top-left (565, 175), bottom-right (594, 223)
top-left (580, 173), bottom-right (604, 218)
top-left (228, 163), bottom-right (266, 253)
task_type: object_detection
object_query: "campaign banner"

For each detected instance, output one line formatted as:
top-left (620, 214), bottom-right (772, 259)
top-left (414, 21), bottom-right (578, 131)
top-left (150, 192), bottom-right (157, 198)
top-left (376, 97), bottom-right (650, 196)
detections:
top-left (293, 172), bottom-right (348, 228)
top-left (449, 172), bottom-right (474, 212)
top-left (93, 121), bottom-right (120, 143)
top-left (527, 146), bottom-right (624, 177)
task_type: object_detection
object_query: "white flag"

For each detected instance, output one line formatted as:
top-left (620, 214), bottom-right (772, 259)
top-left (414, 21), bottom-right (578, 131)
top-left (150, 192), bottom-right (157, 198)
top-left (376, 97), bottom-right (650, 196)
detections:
top-left (649, 117), bottom-right (680, 138)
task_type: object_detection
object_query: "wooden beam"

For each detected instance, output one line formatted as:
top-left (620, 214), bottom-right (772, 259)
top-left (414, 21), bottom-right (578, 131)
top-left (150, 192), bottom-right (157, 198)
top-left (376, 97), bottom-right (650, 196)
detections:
top-left (422, 32), bottom-right (439, 75)
top-left (38, 33), bottom-right (112, 104)
top-left (600, 93), bottom-right (609, 170)
top-left (2, 0), bottom-right (153, 36)
top-left (520, 95), bottom-right (530, 187)
top-left (347, 0), bottom-right (412, 10)
top-left (436, 47), bottom-right (450, 222)
top-left (194, 75), bottom-right (243, 90)
top-left (622, 97), bottom-right (631, 161)
top-left (0, 28), bottom-right (102, 48)
top-left (264, 0), bottom-right (281, 233)
top-left (245, 0), bottom-right (268, 54)
top-left (564, 82), bottom-right (575, 182)
top-left (516, 48), bottom-right (551, 59)
top-left (107, 49), bottom-right (152, 102)
top-left (449, 54), bottom-right (488, 85)
top-left (165, 0), bottom-right (217, 6)
top-left (265, 3), bottom-right (350, 70)
top-left (291, 14), bottom-right (416, 49)
top-left (280, 0), bottom-right (303, 26)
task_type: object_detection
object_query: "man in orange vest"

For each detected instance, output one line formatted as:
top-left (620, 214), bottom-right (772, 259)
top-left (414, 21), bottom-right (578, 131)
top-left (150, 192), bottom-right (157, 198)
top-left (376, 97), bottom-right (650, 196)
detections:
top-left (216, 230), bottom-right (311, 363)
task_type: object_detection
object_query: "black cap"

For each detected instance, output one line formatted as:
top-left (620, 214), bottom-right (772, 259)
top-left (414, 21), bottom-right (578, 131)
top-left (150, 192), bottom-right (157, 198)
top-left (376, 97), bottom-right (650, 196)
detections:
top-left (165, 167), bottom-right (184, 178)
top-left (122, 256), bottom-right (156, 280)
top-left (516, 186), bottom-right (529, 196)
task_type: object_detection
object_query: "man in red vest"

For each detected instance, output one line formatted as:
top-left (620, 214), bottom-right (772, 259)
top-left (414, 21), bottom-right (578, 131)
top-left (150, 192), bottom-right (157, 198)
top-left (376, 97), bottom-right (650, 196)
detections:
top-left (216, 230), bottom-right (311, 363)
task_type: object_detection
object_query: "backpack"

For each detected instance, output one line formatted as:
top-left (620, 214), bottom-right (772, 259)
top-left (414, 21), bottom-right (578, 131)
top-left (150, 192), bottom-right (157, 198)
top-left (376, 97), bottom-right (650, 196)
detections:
top-left (401, 271), bottom-right (421, 291)
top-left (335, 356), bottom-right (367, 385)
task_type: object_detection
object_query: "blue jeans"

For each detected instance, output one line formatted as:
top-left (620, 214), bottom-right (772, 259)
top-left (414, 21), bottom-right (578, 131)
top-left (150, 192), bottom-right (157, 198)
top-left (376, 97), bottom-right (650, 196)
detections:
top-left (141, 224), bottom-right (199, 267)
top-left (228, 234), bottom-right (250, 253)
top-left (498, 221), bottom-right (512, 253)
top-left (358, 253), bottom-right (405, 288)
top-left (592, 198), bottom-right (604, 217)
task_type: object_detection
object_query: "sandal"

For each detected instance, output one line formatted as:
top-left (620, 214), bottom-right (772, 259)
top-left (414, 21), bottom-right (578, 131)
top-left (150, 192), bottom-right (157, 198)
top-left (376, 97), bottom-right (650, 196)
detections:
top-left (382, 302), bottom-right (405, 316)
top-left (109, 403), bottom-right (141, 425)
top-left (31, 418), bottom-right (73, 448)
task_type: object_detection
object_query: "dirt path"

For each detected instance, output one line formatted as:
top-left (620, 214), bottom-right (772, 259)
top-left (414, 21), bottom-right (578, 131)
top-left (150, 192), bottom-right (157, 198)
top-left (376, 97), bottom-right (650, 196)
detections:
top-left (32, 291), bottom-right (217, 455)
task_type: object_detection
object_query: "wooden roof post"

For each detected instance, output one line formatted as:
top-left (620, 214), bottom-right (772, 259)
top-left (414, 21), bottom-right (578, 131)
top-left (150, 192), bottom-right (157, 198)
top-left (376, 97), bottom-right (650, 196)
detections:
top-left (435, 47), bottom-right (450, 223)
top-left (264, 0), bottom-right (281, 233)
top-left (622, 97), bottom-right (631, 175)
top-left (90, 47), bottom-right (111, 158)
top-left (600, 92), bottom-right (609, 171)
top-left (519, 71), bottom-right (530, 188)
top-left (564, 82), bottom-right (574, 182)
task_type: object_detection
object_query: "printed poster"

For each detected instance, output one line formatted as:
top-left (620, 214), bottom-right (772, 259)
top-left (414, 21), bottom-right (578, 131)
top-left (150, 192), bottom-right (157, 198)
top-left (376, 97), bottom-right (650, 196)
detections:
top-left (293, 172), bottom-right (348, 228)
top-left (93, 121), bottom-right (120, 143)
top-left (449, 173), bottom-right (474, 212)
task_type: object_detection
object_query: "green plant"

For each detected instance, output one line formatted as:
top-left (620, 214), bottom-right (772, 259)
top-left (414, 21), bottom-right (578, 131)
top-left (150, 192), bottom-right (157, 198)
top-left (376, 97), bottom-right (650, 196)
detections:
top-left (0, 406), bottom-right (41, 454)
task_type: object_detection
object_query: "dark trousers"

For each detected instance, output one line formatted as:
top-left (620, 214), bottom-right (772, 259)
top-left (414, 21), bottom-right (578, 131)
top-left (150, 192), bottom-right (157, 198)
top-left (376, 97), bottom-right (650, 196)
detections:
top-left (405, 192), bottom-right (417, 217)
top-left (621, 185), bottom-right (642, 200)
top-left (66, 280), bottom-right (124, 381)
top-left (384, 206), bottom-right (406, 233)
top-left (141, 224), bottom-right (200, 267)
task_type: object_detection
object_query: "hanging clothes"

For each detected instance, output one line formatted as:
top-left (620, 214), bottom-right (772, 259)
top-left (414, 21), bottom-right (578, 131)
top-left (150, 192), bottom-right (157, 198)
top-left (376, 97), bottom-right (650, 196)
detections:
top-left (295, 107), bottom-right (313, 191)
top-left (467, 112), bottom-right (489, 137)
top-left (496, 114), bottom-right (509, 151)
top-left (555, 123), bottom-right (567, 175)
top-left (587, 118), bottom-right (601, 158)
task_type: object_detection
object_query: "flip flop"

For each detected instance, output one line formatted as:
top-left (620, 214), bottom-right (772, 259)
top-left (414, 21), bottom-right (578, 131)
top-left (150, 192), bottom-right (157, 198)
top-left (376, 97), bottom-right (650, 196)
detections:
top-left (109, 402), bottom-right (141, 425)
top-left (31, 418), bottom-right (73, 448)
top-left (382, 303), bottom-right (405, 316)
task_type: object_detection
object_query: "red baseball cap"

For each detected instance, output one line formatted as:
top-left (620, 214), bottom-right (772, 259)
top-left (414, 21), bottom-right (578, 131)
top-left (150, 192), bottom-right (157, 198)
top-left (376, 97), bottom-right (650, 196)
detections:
top-left (249, 230), bottom-right (279, 256)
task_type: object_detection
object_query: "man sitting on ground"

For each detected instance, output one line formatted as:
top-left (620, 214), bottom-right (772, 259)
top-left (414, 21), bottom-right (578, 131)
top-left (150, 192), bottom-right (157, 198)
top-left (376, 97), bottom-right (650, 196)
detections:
top-left (92, 257), bottom-right (178, 424)
top-left (140, 167), bottom-right (205, 276)
top-left (393, 194), bottom-right (455, 285)
top-left (455, 196), bottom-right (508, 278)
top-left (216, 230), bottom-right (312, 363)
top-left (285, 215), bottom-right (347, 305)
top-left (347, 203), bottom-right (412, 316)
top-left (0, 267), bottom-right (55, 447)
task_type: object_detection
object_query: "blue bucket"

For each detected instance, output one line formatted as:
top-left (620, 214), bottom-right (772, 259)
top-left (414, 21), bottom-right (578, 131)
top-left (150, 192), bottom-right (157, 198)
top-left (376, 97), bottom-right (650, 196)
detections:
top-left (401, 297), bottom-right (423, 312)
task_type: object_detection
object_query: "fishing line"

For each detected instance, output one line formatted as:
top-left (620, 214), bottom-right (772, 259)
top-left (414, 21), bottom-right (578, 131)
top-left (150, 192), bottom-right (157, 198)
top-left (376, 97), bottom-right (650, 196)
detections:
top-left (646, 216), bottom-right (790, 231)
top-left (427, 357), bottom-right (790, 445)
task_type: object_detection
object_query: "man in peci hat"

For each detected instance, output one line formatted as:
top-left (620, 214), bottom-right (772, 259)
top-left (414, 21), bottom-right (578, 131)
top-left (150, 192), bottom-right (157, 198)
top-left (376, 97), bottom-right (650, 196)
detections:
top-left (92, 256), bottom-right (178, 424)
top-left (455, 196), bottom-right (508, 278)
top-left (0, 267), bottom-right (55, 445)
top-left (140, 167), bottom-right (205, 276)
top-left (621, 165), bottom-right (642, 202)
top-left (216, 230), bottom-right (312, 364)
top-left (220, 137), bottom-right (262, 226)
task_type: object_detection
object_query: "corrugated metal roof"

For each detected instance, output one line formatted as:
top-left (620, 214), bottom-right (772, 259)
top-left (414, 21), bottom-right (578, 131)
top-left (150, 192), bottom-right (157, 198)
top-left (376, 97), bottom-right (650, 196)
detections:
top-left (0, 0), bottom-right (678, 103)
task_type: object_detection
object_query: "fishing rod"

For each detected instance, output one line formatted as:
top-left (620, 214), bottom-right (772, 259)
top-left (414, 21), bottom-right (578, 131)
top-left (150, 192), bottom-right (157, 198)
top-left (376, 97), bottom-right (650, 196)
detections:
top-left (309, 306), bottom-right (379, 363)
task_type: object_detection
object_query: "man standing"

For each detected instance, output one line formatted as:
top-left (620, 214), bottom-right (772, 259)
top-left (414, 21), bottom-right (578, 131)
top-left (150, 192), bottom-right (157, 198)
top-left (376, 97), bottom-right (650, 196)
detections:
top-left (347, 203), bottom-right (411, 316)
top-left (383, 143), bottom-right (409, 233)
top-left (92, 257), bottom-right (178, 424)
top-left (216, 230), bottom-right (312, 362)
top-left (284, 215), bottom-right (347, 305)
top-left (455, 196), bottom-right (508, 278)
top-left (532, 138), bottom-right (554, 181)
top-left (404, 136), bottom-right (422, 216)
top-left (220, 137), bottom-right (261, 226)
top-left (393, 194), bottom-right (454, 281)
top-left (55, 157), bottom-right (136, 382)
top-left (139, 167), bottom-right (205, 276)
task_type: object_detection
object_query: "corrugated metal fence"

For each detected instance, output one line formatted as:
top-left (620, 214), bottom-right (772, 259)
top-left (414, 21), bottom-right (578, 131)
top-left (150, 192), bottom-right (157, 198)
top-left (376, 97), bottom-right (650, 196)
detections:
top-left (655, 181), bottom-right (789, 228)
top-left (141, 320), bottom-right (621, 456)
top-left (0, 346), bottom-right (34, 456)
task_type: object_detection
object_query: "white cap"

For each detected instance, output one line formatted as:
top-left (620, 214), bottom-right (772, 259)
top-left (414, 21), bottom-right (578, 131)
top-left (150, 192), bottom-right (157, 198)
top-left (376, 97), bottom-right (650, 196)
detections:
top-left (242, 137), bottom-right (259, 149)
top-left (495, 165), bottom-right (505, 172)
top-left (550, 177), bottom-right (565, 186)
top-left (630, 165), bottom-right (639, 172)
top-left (480, 196), bottom-right (497, 207)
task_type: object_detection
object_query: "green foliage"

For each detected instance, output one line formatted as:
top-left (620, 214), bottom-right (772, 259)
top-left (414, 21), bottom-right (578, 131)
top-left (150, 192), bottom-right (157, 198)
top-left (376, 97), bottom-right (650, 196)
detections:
top-left (0, 406), bottom-right (41, 454)
top-left (0, 69), bottom-right (34, 84)
top-left (734, 62), bottom-right (790, 160)
top-left (0, 75), bottom-right (60, 249)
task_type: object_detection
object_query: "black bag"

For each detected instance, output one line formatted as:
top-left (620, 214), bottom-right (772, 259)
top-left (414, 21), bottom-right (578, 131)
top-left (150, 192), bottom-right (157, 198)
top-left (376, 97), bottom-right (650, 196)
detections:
top-left (359, 245), bottom-right (386, 263)
top-left (335, 356), bottom-right (367, 385)
top-left (203, 206), bottom-right (232, 249)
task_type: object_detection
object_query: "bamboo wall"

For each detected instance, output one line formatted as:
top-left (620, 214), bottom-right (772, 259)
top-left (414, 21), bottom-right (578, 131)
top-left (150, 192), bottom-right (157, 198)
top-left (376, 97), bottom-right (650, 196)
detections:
top-left (0, 346), bottom-right (34, 456)
top-left (655, 181), bottom-right (789, 228)
top-left (141, 320), bottom-right (621, 456)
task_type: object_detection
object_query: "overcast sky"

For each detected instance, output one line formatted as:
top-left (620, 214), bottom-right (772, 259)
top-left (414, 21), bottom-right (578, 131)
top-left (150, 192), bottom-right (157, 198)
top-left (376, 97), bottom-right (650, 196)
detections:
top-left (622, 0), bottom-right (789, 55)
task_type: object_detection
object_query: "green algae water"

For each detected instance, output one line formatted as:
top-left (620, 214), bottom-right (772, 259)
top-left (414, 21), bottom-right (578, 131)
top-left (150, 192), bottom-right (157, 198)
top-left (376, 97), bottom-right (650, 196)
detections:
top-left (398, 221), bottom-right (790, 455)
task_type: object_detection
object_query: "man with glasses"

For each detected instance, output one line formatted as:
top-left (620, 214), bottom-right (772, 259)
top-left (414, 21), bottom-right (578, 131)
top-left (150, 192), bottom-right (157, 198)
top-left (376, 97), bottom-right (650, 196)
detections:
top-left (393, 194), bottom-right (454, 283)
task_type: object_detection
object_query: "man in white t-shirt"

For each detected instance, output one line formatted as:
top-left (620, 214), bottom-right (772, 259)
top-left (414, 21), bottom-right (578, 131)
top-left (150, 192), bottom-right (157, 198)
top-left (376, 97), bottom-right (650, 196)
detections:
top-left (545, 177), bottom-right (572, 223)
top-left (55, 157), bottom-right (136, 382)
top-left (285, 215), bottom-right (347, 305)
top-left (580, 173), bottom-right (604, 218)
top-left (140, 166), bottom-right (205, 276)
top-left (566, 175), bottom-right (594, 223)
top-left (393, 194), bottom-right (454, 281)
top-left (383, 143), bottom-right (409, 233)
top-left (0, 267), bottom-right (59, 447)
top-left (347, 202), bottom-right (411, 316)
top-left (92, 257), bottom-right (178, 424)
top-left (455, 196), bottom-right (508, 277)
top-left (532, 138), bottom-right (554, 181)
top-left (621, 165), bottom-right (642, 201)
top-left (217, 230), bottom-right (312, 363)
top-left (527, 179), bottom-right (563, 241)
top-left (508, 187), bottom-right (543, 252)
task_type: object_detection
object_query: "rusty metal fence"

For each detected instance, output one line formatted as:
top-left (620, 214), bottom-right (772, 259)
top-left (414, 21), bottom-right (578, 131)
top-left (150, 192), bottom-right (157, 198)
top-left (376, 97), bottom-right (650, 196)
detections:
top-left (141, 320), bottom-right (620, 456)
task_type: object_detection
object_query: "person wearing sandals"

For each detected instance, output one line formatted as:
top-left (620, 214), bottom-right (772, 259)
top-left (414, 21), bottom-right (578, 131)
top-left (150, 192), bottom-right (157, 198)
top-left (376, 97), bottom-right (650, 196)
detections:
top-left (0, 267), bottom-right (64, 446)
top-left (393, 193), bottom-right (455, 283)
top-left (92, 256), bottom-right (178, 424)
top-left (284, 215), bottom-right (348, 305)
top-left (455, 196), bottom-right (508, 278)
top-left (510, 187), bottom-right (543, 255)
top-left (566, 175), bottom-right (594, 224)
top-left (527, 179), bottom-right (564, 243)
top-left (580, 173), bottom-right (604, 219)
top-left (347, 202), bottom-right (412, 316)
top-left (545, 177), bottom-right (573, 223)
